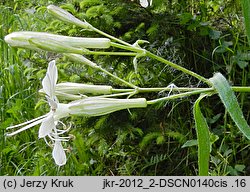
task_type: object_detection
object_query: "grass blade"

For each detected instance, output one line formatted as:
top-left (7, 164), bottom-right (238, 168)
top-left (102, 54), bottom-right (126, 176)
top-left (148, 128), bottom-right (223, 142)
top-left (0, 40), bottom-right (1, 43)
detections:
top-left (241, 0), bottom-right (250, 45)
top-left (193, 94), bottom-right (210, 176)
top-left (209, 73), bottom-right (250, 140)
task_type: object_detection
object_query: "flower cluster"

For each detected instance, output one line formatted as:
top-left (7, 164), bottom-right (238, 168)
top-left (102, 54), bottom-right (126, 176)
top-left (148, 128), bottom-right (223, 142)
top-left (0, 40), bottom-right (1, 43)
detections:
top-left (4, 4), bottom-right (150, 166)
top-left (6, 61), bottom-right (147, 166)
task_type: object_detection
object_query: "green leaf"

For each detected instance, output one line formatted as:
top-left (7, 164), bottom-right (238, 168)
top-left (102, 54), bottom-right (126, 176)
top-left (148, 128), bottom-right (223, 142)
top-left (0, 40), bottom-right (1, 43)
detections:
top-left (241, 0), bottom-right (250, 46)
top-left (235, 164), bottom-right (246, 172)
top-left (139, 132), bottom-right (162, 149)
top-left (181, 140), bottom-right (197, 148)
top-left (193, 94), bottom-right (210, 176)
top-left (209, 73), bottom-right (250, 140)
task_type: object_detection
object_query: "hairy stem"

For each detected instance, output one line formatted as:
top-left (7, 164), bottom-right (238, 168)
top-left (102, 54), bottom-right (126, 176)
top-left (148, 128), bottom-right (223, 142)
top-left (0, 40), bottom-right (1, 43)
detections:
top-left (146, 51), bottom-right (211, 86)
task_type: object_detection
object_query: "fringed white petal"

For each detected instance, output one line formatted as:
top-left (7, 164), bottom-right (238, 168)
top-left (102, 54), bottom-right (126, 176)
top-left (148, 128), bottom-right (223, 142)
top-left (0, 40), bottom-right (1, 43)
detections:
top-left (52, 140), bottom-right (67, 166)
top-left (46, 95), bottom-right (58, 110)
top-left (6, 114), bottom-right (48, 130)
top-left (48, 60), bottom-right (58, 90)
top-left (42, 60), bottom-right (58, 98)
top-left (38, 113), bottom-right (55, 138)
top-left (6, 116), bottom-right (46, 137)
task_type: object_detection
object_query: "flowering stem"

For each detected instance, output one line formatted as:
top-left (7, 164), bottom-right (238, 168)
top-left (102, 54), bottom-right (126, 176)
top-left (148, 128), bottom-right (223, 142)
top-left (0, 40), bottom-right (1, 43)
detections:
top-left (112, 88), bottom-right (134, 93)
top-left (85, 21), bottom-right (211, 86)
top-left (87, 50), bottom-right (137, 56)
top-left (145, 51), bottom-right (212, 86)
top-left (89, 25), bottom-right (132, 47)
top-left (93, 28), bottom-right (210, 85)
top-left (146, 86), bottom-right (250, 105)
top-left (137, 87), bottom-right (212, 93)
top-left (97, 66), bottom-right (138, 89)
top-left (110, 43), bottom-right (211, 86)
top-left (65, 53), bottom-right (138, 89)
top-left (94, 92), bottom-right (135, 98)
top-left (113, 86), bottom-right (250, 94)
top-left (110, 42), bottom-right (144, 53)
top-left (147, 89), bottom-right (213, 105)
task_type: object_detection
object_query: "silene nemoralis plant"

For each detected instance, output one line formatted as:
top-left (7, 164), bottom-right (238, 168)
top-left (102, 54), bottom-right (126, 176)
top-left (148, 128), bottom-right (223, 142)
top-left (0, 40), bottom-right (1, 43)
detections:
top-left (4, 5), bottom-right (250, 175)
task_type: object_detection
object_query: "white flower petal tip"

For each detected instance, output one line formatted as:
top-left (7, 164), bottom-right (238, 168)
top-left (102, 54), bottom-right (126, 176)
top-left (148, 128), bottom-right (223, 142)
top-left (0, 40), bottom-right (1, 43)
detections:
top-left (38, 114), bottom-right (55, 138)
top-left (139, 0), bottom-right (153, 8)
top-left (42, 60), bottom-right (58, 98)
top-left (52, 141), bottom-right (67, 166)
top-left (5, 115), bottom-right (47, 137)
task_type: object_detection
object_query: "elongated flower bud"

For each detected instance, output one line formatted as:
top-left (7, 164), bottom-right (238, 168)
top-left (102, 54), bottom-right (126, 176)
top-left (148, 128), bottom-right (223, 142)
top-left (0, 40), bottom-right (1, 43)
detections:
top-left (69, 97), bottom-right (147, 116)
top-left (4, 32), bottom-right (111, 51)
top-left (64, 53), bottom-right (99, 69)
top-left (47, 5), bottom-right (90, 29)
top-left (56, 83), bottom-right (112, 95)
top-left (29, 37), bottom-right (85, 54)
top-left (39, 83), bottom-right (113, 99)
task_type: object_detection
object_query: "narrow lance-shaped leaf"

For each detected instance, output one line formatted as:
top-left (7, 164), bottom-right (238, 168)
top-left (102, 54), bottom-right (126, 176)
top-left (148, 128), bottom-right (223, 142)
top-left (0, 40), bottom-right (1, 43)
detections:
top-left (241, 0), bottom-right (250, 46)
top-left (209, 72), bottom-right (250, 140)
top-left (193, 94), bottom-right (210, 176)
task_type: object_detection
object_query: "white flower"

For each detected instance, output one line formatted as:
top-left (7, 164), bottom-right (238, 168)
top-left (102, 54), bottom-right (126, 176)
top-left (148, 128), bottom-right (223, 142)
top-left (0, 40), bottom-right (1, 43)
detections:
top-left (4, 31), bottom-right (111, 52)
top-left (6, 60), bottom-right (148, 166)
top-left (140, 0), bottom-right (152, 8)
top-left (6, 60), bottom-right (70, 166)
top-left (6, 60), bottom-right (70, 138)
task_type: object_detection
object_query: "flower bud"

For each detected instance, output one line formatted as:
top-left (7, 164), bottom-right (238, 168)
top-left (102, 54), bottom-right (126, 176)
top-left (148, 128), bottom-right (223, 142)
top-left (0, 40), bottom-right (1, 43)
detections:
top-left (69, 97), bottom-right (147, 116)
top-left (47, 5), bottom-right (90, 29)
top-left (64, 53), bottom-right (99, 69)
top-left (39, 83), bottom-right (113, 100)
top-left (56, 83), bottom-right (113, 95)
top-left (29, 37), bottom-right (84, 54)
top-left (4, 32), bottom-right (111, 51)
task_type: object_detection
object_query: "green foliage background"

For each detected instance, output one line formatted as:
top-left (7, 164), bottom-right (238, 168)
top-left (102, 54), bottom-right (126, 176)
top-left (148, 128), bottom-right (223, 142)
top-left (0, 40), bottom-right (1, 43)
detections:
top-left (1, 0), bottom-right (250, 175)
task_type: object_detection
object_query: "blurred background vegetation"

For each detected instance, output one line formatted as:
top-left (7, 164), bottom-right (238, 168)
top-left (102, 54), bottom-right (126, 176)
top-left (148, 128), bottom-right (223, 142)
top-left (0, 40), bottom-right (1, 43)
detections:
top-left (1, 0), bottom-right (250, 175)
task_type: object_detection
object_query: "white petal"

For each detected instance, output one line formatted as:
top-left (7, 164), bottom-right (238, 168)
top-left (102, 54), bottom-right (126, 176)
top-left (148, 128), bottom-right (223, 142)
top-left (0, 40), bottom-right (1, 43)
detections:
top-left (38, 113), bottom-right (55, 138)
top-left (52, 141), bottom-right (67, 166)
top-left (42, 60), bottom-right (58, 98)
top-left (46, 95), bottom-right (58, 109)
top-left (6, 114), bottom-right (47, 130)
top-left (48, 60), bottom-right (58, 88)
top-left (140, 0), bottom-right (149, 8)
top-left (6, 116), bottom-right (46, 137)
top-left (42, 73), bottom-right (51, 97)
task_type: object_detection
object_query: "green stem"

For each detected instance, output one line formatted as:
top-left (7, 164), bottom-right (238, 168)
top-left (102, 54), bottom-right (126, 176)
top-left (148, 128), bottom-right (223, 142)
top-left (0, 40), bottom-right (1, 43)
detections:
top-left (146, 51), bottom-right (211, 86)
top-left (137, 87), bottom-right (212, 93)
top-left (147, 89), bottom-right (213, 105)
top-left (89, 25), bottom-right (132, 47)
top-left (90, 23), bottom-right (210, 85)
top-left (97, 67), bottom-right (138, 89)
top-left (94, 91), bottom-right (134, 98)
top-left (87, 50), bottom-right (137, 56)
top-left (110, 42), bottom-right (144, 53)
top-left (108, 86), bottom-right (250, 95)
top-left (114, 86), bottom-right (250, 95)
top-left (146, 86), bottom-right (250, 105)
top-left (232, 86), bottom-right (250, 92)
top-left (112, 88), bottom-right (134, 93)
